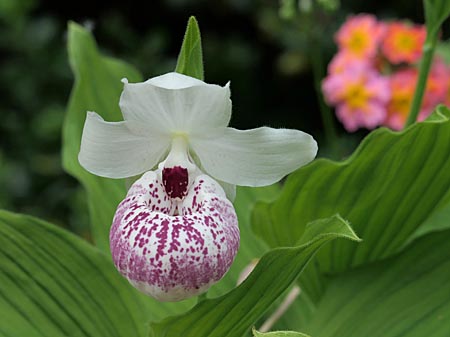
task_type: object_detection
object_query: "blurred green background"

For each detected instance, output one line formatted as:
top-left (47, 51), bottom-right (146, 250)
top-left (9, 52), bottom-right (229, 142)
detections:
top-left (0, 0), bottom-right (447, 239)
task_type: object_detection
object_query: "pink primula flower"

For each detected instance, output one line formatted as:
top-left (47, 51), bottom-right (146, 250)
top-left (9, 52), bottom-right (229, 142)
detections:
top-left (444, 66), bottom-right (450, 107)
top-left (335, 14), bottom-right (385, 59)
top-left (381, 22), bottom-right (426, 64)
top-left (384, 69), bottom-right (417, 130)
top-left (422, 57), bottom-right (449, 114)
top-left (385, 58), bottom-right (449, 130)
top-left (328, 51), bottom-right (372, 75)
top-left (323, 67), bottom-right (390, 132)
top-left (326, 14), bottom-right (450, 132)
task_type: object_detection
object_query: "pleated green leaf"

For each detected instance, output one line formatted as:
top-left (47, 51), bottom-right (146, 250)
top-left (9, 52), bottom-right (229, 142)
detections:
top-left (175, 16), bottom-right (204, 80)
top-left (0, 210), bottom-right (153, 337)
top-left (253, 106), bottom-right (450, 275)
top-left (63, 22), bottom-right (141, 251)
top-left (148, 215), bottom-right (360, 337)
top-left (252, 106), bottom-right (450, 333)
top-left (210, 185), bottom-right (316, 335)
top-left (305, 230), bottom-right (450, 337)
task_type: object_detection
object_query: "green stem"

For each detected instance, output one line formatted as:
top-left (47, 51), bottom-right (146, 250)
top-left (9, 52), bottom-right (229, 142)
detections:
top-left (309, 40), bottom-right (338, 148)
top-left (405, 35), bottom-right (438, 128)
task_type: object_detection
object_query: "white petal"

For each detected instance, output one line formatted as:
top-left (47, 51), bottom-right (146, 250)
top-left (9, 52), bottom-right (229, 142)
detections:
top-left (78, 112), bottom-right (170, 178)
top-left (190, 127), bottom-right (318, 187)
top-left (189, 150), bottom-right (236, 202)
top-left (145, 72), bottom-right (206, 89)
top-left (119, 73), bottom-right (231, 134)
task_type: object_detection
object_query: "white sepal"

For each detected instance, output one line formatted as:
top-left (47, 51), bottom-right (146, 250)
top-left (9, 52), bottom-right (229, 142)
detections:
top-left (78, 111), bottom-right (170, 178)
top-left (190, 126), bottom-right (318, 187)
top-left (119, 72), bottom-right (231, 135)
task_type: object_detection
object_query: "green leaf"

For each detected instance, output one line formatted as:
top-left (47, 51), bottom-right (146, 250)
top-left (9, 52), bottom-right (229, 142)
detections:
top-left (424, 0), bottom-right (450, 38)
top-left (304, 230), bottom-right (450, 337)
top-left (148, 215), bottom-right (360, 337)
top-left (210, 185), bottom-right (315, 334)
top-left (403, 194), bottom-right (450, 248)
top-left (63, 22), bottom-right (141, 251)
top-left (253, 106), bottom-right (450, 277)
top-left (253, 327), bottom-right (310, 337)
top-left (0, 210), bottom-right (151, 337)
top-left (175, 16), bottom-right (204, 80)
top-left (253, 107), bottom-right (450, 332)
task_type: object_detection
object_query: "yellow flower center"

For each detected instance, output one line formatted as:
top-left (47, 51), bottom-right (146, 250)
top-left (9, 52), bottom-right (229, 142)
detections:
top-left (344, 83), bottom-right (371, 109)
top-left (395, 33), bottom-right (416, 53)
top-left (348, 31), bottom-right (369, 56)
top-left (389, 89), bottom-right (412, 118)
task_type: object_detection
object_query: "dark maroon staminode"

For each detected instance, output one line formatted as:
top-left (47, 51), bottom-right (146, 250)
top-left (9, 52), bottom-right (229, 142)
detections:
top-left (162, 166), bottom-right (189, 199)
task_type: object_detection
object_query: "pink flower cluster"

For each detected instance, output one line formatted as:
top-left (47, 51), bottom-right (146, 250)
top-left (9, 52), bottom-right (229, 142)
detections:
top-left (322, 14), bottom-right (450, 131)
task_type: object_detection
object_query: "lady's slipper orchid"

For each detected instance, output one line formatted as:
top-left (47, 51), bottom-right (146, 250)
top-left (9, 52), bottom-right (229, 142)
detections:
top-left (79, 72), bottom-right (317, 301)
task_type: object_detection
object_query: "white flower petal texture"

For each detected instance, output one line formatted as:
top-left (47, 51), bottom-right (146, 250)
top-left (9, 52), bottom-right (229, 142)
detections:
top-left (144, 71), bottom-right (206, 89)
top-left (78, 112), bottom-right (170, 178)
top-left (119, 73), bottom-right (231, 135)
top-left (79, 72), bottom-right (317, 186)
top-left (190, 127), bottom-right (318, 186)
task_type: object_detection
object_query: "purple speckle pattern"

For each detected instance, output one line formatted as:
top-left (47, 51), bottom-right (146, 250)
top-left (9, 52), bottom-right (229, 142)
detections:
top-left (110, 170), bottom-right (240, 302)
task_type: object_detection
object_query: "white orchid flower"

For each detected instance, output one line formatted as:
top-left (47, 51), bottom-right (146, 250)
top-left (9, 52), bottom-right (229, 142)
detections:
top-left (79, 72), bottom-right (317, 301)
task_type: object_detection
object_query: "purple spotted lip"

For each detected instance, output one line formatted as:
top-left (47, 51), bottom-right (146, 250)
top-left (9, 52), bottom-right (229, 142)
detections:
top-left (110, 169), bottom-right (240, 302)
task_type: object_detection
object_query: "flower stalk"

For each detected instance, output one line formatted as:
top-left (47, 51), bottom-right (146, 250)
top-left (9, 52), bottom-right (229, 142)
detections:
top-left (310, 39), bottom-right (338, 147)
top-left (405, 36), bottom-right (438, 128)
